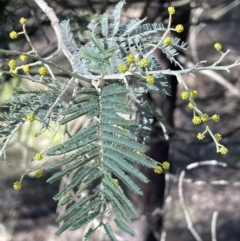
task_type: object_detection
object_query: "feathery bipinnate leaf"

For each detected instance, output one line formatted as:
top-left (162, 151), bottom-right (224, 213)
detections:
top-left (47, 82), bottom-right (157, 238)
top-left (101, 13), bottom-right (109, 37)
top-left (55, 199), bottom-right (100, 235)
top-left (60, 19), bottom-right (78, 53)
top-left (103, 223), bottom-right (117, 241)
top-left (112, 0), bottom-right (125, 36)
top-left (114, 217), bottom-right (135, 237)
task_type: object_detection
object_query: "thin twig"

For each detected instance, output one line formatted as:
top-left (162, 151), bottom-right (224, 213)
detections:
top-left (178, 170), bottom-right (203, 241)
top-left (178, 160), bottom-right (228, 241)
top-left (34, 0), bottom-right (72, 60)
top-left (211, 211), bottom-right (218, 241)
top-left (0, 120), bottom-right (25, 160)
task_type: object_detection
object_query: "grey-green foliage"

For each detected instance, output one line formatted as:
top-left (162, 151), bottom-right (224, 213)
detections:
top-left (44, 0), bottom-right (186, 239)
top-left (0, 0), bottom-right (185, 239)
top-left (0, 83), bottom-right (63, 153)
top-left (45, 83), bottom-right (157, 237)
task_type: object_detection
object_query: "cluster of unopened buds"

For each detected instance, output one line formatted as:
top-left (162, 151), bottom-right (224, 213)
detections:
top-left (180, 86), bottom-right (228, 155)
top-left (154, 161), bottom-right (170, 174)
top-left (13, 113), bottom-right (44, 190)
top-left (118, 6), bottom-right (184, 87)
top-left (13, 168), bottom-right (42, 190)
top-left (9, 17), bottom-right (48, 77)
top-left (13, 151), bottom-right (43, 190)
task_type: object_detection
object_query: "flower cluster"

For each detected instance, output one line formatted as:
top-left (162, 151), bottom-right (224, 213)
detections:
top-left (197, 133), bottom-right (205, 140)
top-left (35, 170), bottom-right (43, 178)
top-left (180, 90), bottom-right (198, 100)
top-left (10, 31), bottom-right (18, 39)
top-left (162, 161), bottom-right (170, 170)
top-left (201, 113), bottom-right (209, 122)
top-left (154, 161), bottom-right (170, 174)
top-left (214, 42), bottom-right (222, 51)
top-left (13, 181), bottom-right (22, 190)
top-left (175, 24), bottom-right (184, 33)
top-left (126, 54), bottom-right (135, 64)
top-left (214, 133), bottom-right (222, 141)
top-left (22, 65), bottom-right (30, 73)
top-left (181, 91), bottom-right (188, 100)
top-left (39, 66), bottom-right (47, 76)
top-left (20, 54), bottom-right (28, 61)
top-left (146, 75), bottom-right (155, 85)
top-left (118, 64), bottom-right (128, 73)
top-left (113, 179), bottom-right (119, 185)
top-left (26, 113), bottom-right (35, 122)
top-left (139, 58), bottom-right (149, 68)
top-left (154, 166), bottom-right (162, 174)
top-left (180, 87), bottom-right (226, 154)
top-left (192, 116), bottom-right (201, 125)
top-left (168, 6), bottom-right (175, 15)
top-left (8, 59), bottom-right (17, 69)
top-left (35, 153), bottom-right (43, 161)
top-left (219, 146), bottom-right (228, 154)
top-left (164, 37), bottom-right (172, 45)
top-left (211, 114), bottom-right (220, 122)
top-left (188, 102), bottom-right (194, 109)
top-left (20, 17), bottom-right (27, 25)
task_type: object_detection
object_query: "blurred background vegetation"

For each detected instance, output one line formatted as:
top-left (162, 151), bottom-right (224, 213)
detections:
top-left (0, 0), bottom-right (240, 241)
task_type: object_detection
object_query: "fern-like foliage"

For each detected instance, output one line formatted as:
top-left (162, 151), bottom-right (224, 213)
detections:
top-left (41, 0), bottom-right (184, 238)
top-left (46, 82), bottom-right (157, 237)
top-left (0, 85), bottom-right (62, 152)
top-left (0, 0), bottom-right (183, 239)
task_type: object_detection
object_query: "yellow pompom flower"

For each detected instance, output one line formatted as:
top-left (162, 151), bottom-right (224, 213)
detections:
top-left (175, 24), bottom-right (184, 33)
top-left (214, 43), bottom-right (222, 51)
top-left (168, 6), bottom-right (175, 15)
top-left (154, 166), bottom-right (163, 174)
top-left (26, 113), bottom-right (35, 122)
top-left (197, 133), bottom-right (205, 140)
top-left (113, 179), bottom-right (119, 185)
top-left (214, 133), bottom-right (222, 142)
top-left (10, 69), bottom-right (18, 75)
top-left (10, 31), bottom-right (18, 39)
top-left (181, 91), bottom-right (188, 100)
top-left (22, 65), bottom-right (30, 73)
top-left (219, 146), bottom-right (228, 155)
top-left (192, 116), bottom-right (201, 125)
top-left (44, 86), bottom-right (49, 91)
top-left (139, 58), bottom-right (149, 68)
top-left (118, 64), bottom-right (128, 73)
top-left (8, 59), bottom-right (17, 69)
top-left (211, 114), bottom-right (220, 122)
top-left (35, 153), bottom-right (43, 161)
top-left (126, 54), bottom-right (135, 64)
top-left (146, 75), bottom-right (155, 85)
top-left (162, 161), bottom-right (170, 170)
top-left (190, 90), bottom-right (198, 98)
top-left (20, 54), bottom-right (28, 61)
top-left (164, 37), bottom-right (172, 45)
top-left (39, 66), bottom-right (47, 76)
top-left (20, 17), bottom-right (27, 25)
top-left (13, 181), bottom-right (22, 190)
top-left (35, 170), bottom-right (43, 178)
top-left (201, 113), bottom-right (209, 122)
top-left (188, 102), bottom-right (194, 109)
